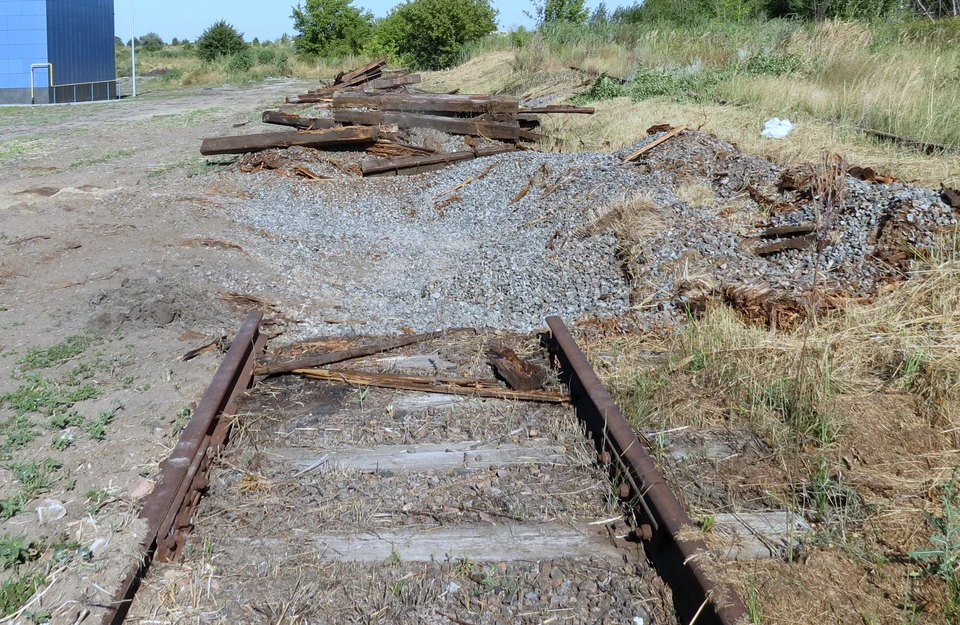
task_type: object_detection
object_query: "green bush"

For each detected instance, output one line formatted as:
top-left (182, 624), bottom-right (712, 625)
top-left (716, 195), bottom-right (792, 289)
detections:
top-left (196, 20), bottom-right (247, 62)
top-left (291, 0), bottom-right (373, 57)
top-left (276, 53), bottom-right (291, 75)
top-left (227, 49), bottom-right (254, 73)
top-left (255, 47), bottom-right (277, 65)
top-left (137, 32), bottom-right (165, 52)
top-left (742, 51), bottom-right (803, 75)
top-left (370, 0), bottom-right (498, 69)
top-left (160, 68), bottom-right (184, 83)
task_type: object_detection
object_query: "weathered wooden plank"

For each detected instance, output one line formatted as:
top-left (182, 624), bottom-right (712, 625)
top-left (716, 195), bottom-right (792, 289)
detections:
top-left (256, 330), bottom-right (451, 376)
top-left (336, 57), bottom-right (386, 85)
top-left (361, 146), bottom-right (516, 177)
top-left (335, 110), bottom-right (519, 141)
top-left (333, 92), bottom-right (520, 114)
top-left (367, 74), bottom-right (421, 89)
top-left (294, 367), bottom-right (566, 402)
top-left (624, 125), bottom-right (687, 161)
top-left (754, 233), bottom-right (817, 256)
top-left (333, 109), bottom-right (383, 126)
top-left (233, 523), bottom-right (622, 563)
top-left (199, 126), bottom-right (378, 156)
top-left (268, 440), bottom-right (568, 472)
top-left (519, 105), bottom-right (595, 114)
top-left (261, 110), bottom-right (336, 130)
top-left (711, 512), bottom-right (811, 560)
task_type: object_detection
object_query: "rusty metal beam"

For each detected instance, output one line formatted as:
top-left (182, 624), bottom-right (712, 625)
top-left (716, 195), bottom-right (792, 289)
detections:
top-left (546, 316), bottom-right (748, 625)
top-left (99, 311), bottom-right (265, 625)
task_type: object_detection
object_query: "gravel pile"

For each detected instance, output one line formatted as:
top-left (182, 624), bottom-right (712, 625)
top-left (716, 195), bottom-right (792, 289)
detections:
top-left (224, 150), bottom-right (660, 334)
top-left (212, 129), bottom-right (956, 334)
top-left (621, 132), bottom-right (957, 315)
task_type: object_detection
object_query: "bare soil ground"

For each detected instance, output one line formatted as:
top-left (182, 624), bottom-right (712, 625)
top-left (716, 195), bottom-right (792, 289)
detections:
top-left (0, 78), bottom-right (324, 624)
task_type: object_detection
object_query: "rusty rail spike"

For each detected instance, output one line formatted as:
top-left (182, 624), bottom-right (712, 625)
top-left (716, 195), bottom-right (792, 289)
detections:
top-left (101, 311), bottom-right (265, 625)
top-left (546, 316), bottom-right (748, 625)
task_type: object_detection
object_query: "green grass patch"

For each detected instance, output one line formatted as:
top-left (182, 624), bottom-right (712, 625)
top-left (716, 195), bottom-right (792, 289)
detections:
top-left (8, 459), bottom-right (62, 498)
top-left (0, 138), bottom-right (41, 162)
top-left (142, 107), bottom-right (225, 129)
top-left (70, 149), bottom-right (136, 169)
top-left (0, 495), bottom-right (26, 521)
top-left (16, 335), bottom-right (92, 371)
top-left (0, 534), bottom-right (39, 571)
top-left (0, 574), bottom-right (46, 618)
top-left (0, 375), bottom-right (99, 416)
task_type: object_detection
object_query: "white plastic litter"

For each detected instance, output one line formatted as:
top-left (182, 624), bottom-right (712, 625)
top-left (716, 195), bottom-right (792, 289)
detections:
top-left (36, 499), bottom-right (66, 523)
top-left (761, 118), bottom-right (795, 139)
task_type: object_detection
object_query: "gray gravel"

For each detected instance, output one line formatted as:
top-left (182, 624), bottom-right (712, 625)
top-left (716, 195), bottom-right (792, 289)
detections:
top-left (219, 150), bottom-right (660, 335)
top-left (206, 129), bottom-right (956, 336)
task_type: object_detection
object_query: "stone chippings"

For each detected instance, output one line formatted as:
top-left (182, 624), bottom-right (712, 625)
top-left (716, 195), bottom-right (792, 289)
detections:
top-left (214, 130), bottom-right (956, 335)
top-left (226, 150), bottom-right (661, 335)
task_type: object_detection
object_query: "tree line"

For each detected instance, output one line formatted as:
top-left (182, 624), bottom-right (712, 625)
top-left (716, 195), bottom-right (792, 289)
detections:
top-left (120, 0), bottom-right (960, 73)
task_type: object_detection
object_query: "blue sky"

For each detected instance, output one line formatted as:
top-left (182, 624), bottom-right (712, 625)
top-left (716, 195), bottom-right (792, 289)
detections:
top-left (114, 1), bottom-right (633, 44)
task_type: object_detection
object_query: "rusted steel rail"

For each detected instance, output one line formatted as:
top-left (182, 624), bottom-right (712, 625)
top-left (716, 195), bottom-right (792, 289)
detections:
top-left (100, 311), bottom-right (266, 625)
top-left (546, 316), bottom-right (748, 625)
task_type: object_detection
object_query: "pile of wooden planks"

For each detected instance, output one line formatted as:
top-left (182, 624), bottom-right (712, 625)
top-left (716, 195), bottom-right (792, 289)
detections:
top-left (199, 59), bottom-right (596, 172)
top-left (286, 58), bottom-right (423, 104)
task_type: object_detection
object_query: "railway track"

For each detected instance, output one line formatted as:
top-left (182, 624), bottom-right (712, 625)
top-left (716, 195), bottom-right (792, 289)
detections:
top-left (104, 313), bottom-right (746, 625)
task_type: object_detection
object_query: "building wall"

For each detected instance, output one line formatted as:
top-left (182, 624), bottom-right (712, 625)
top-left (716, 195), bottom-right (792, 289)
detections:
top-left (46, 0), bottom-right (115, 86)
top-left (0, 0), bottom-right (49, 90)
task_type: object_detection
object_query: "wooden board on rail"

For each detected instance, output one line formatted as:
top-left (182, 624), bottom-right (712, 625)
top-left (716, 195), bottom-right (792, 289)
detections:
top-left (200, 126), bottom-right (378, 155)
top-left (332, 92), bottom-right (520, 115)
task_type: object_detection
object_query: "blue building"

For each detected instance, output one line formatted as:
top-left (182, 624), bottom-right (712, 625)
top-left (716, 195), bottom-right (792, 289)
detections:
top-left (0, 0), bottom-right (116, 104)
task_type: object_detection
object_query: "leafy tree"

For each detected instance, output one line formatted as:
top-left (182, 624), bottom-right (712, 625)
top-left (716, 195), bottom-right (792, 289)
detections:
top-left (252, 37), bottom-right (260, 46)
top-left (171, 37), bottom-right (180, 46)
top-left (291, 0), bottom-right (373, 57)
top-left (610, 2), bottom-right (645, 22)
top-left (370, 0), bottom-right (497, 69)
top-left (138, 32), bottom-right (165, 51)
top-left (114, 36), bottom-right (124, 47)
top-left (528, 0), bottom-right (589, 24)
top-left (196, 20), bottom-right (247, 62)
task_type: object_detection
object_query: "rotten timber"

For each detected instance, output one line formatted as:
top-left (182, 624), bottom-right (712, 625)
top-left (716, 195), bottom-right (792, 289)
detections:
top-left (486, 347), bottom-right (548, 391)
top-left (333, 92), bottom-right (520, 115)
top-left (334, 110), bottom-right (520, 141)
top-left (261, 110), bottom-right (336, 130)
top-left (200, 126), bottom-right (378, 156)
top-left (367, 74), bottom-right (421, 89)
top-left (519, 105), bottom-right (595, 114)
top-left (361, 146), bottom-right (516, 177)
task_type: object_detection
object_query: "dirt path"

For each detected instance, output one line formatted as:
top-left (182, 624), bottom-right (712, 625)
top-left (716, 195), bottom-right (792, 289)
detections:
top-left (0, 81), bottom-right (317, 624)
